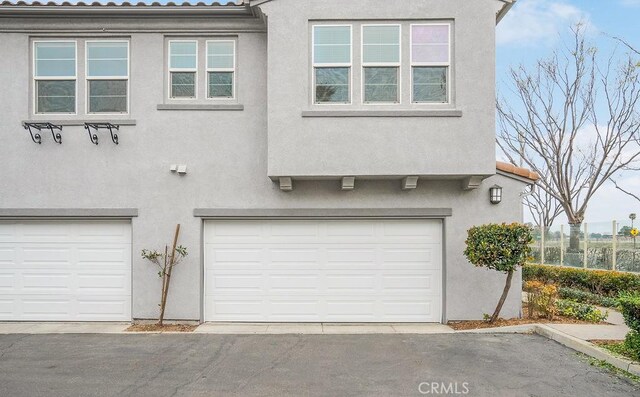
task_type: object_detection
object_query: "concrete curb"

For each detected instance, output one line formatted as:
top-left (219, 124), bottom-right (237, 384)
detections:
top-left (532, 324), bottom-right (640, 377)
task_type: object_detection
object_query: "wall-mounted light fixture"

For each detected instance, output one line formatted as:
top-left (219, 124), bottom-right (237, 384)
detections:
top-left (489, 185), bottom-right (503, 205)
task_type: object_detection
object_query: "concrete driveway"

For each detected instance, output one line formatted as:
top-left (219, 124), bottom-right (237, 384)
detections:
top-left (0, 334), bottom-right (637, 397)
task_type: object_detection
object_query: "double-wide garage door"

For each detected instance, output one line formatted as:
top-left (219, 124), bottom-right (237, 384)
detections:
top-left (204, 219), bottom-right (443, 323)
top-left (0, 221), bottom-right (132, 321)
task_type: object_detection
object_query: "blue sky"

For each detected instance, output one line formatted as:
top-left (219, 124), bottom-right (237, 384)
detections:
top-left (497, 0), bottom-right (640, 225)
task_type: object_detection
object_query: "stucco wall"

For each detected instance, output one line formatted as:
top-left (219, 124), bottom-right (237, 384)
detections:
top-left (259, 0), bottom-right (498, 178)
top-left (0, 1), bottom-right (526, 321)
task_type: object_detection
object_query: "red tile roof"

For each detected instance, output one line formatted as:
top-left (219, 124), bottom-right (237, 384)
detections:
top-left (0, 1), bottom-right (244, 6)
top-left (496, 161), bottom-right (540, 182)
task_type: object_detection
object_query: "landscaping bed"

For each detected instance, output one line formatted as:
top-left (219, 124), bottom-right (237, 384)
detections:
top-left (448, 303), bottom-right (607, 331)
top-left (126, 324), bottom-right (198, 333)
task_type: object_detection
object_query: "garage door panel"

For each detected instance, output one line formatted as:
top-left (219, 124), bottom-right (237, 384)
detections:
top-left (0, 273), bottom-right (16, 291)
top-left (211, 247), bottom-right (263, 264)
top-left (205, 219), bottom-right (443, 323)
top-left (326, 248), bottom-right (376, 263)
top-left (0, 221), bottom-right (132, 321)
top-left (270, 248), bottom-right (320, 263)
top-left (22, 273), bottom-right (72, 291)
top-left (77, 273), bottom-right (130, 293)
top-left (76, 297), bottom-right (130, 317)
top-left (0, 298), bottom-right (15, 315)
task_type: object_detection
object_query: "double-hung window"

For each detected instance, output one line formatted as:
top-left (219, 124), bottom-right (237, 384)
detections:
top-left (86, 41), bottom-right (129, 113)
top-left (34, 41), bottom-right (77, 114)
top-left (411, 24), bottom-right (450, 103)
top-left (169, 40), bottom-right (197, 99)
top-left (207, 40), bottom-right (235, 99)
top-left (362, 25), bottom-right (401, 103)
top-left (313, 25), bottom-right (352, 104)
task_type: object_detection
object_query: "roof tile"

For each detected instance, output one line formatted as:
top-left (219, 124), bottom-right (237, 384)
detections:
top-left (496, 161), bottom-right (540, 182)
top-left (0, 0), bottom-right (246, 6)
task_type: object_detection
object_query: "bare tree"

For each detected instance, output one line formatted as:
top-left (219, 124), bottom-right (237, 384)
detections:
top-left (497, 24), bottom-right (640, 251)
top-left (524, 184), bottom-right (564, 232)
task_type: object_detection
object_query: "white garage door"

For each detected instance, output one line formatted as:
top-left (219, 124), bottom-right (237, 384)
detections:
top-left (0, 221), bottom-right (132, 321)
top-left (204, 219), bottom-right (442, 323)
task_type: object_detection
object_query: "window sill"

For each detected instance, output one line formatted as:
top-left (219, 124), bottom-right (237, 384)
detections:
top-left (157, 104), bottom-right (244, 111)
top-left (23, 118), bottom-right (136, 126)
top-left (301, 109), bottom-right (462, 118)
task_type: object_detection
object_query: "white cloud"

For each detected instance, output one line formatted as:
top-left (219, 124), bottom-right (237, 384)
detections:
top-left (497, 0), bottom-right (590, 47)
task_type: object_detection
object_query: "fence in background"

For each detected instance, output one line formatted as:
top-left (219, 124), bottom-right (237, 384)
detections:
top-left (530, 219), bottom-right (640, 273)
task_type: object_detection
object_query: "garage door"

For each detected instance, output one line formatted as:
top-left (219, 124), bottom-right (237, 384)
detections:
top-left (0, 221), bottom-right (132, 321)
top-left (204, 219), bottom-right (442, 323)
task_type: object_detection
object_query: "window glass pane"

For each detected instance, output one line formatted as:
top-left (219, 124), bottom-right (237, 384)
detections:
top-left (36, 80), bottom-right (75, 113)
top-left (314, 26), bottom-right (351, 64)
top-left (413, 67), bottom-right (448, 103)
top-left (87, 42), bottom-right (128, 77)
top-left (364, 67), bottom-right (398, 103)
top-left (363, 26), bottom-right (399, 64)
top-left (170, 41), bottom-right (197, 69)
top-left (412, 25), bottom-right (450, 63)
top-left (208, 72), bottom-right (234, 98)
top-left (207, 42), bottom-right (234, 69)
top-left (88, 80), bottom-right (127, 113)
top-left (34, 42), bottom-right (76, 77)
top-left (315, 67), bottom-right (349, 103)
top-left (171, 72), bottom-right (196, 98)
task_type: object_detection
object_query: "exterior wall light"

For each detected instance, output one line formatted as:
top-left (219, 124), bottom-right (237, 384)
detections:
top-left (489, 185), bottom-right (503, 205)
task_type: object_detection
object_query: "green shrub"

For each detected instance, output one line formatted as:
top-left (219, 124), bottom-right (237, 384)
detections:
top-left (622, 331), bottom-right (640, 361)
top-left (524, 280), bottom-right (558, 319)
top-left (558, 287), bottom-right (619, 308)
top-left (556, 299), bottom-right (608, 323)
top-left (465, 223), bottom-right (532, 323)
top-left (523, 264), bottom-right (640, 297)
top-left (618, 292), bottom-right (640, 333)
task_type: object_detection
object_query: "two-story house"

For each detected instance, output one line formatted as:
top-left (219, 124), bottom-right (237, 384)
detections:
top-left (0, 0), bottom-right (536, 324)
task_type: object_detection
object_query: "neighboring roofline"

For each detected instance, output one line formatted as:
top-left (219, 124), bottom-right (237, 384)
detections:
top-left (0, 1), bottom-right (252, 17)
top-left (496, 161), bottom-right (539, 183)
top-left (496, 0), bottom-right (515, 24)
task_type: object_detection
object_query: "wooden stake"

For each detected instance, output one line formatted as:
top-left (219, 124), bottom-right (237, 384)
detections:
top-left (158, 224), bottom-right (181, 326)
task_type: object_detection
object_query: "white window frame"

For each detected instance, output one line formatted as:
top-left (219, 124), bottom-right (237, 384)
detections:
top-left (32, 39), bottom-right (78, 115)
top-left (168, 39), bottom-right (198, 100)
top-left (205, 39), bottom-right (236, 100)
top-left (361, 24), bottom-right (402, 105)
top-left (85, 39), bottom-right (130, 115)
top-left (410, 23), bottom-right (452, 105)
top-left (311, 24), bottom-right (353, 106)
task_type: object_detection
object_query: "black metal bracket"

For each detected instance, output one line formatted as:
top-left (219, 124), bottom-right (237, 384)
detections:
top-left (23, 122), bottom-right (63, 144)
top-left (84, 123), bottom-right (120, 145)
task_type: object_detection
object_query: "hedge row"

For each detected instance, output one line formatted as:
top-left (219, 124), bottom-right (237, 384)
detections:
top-left (558, 287), bottom-right (619, 308)
top-left (523, 264), bottom-right (640, 297)
top-left (618, 292), bottom-right (640, 360)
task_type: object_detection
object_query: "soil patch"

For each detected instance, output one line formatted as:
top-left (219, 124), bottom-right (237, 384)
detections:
top-left (448, 303), bottom-right (608, 331)
top-left (126, 324), bottom-right (198, 333)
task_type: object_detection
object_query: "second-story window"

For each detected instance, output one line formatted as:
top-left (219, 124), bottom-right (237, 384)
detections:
top-left (362, 25), bottom-right (401, 104)
top-left (87, 41), bottom-right (129, 113)
top-left (411, 24), bottom-right (450, 104)
top-left (207, 41), bottom-right (235, 99)
top-left (313, 25), bottom-right (352, 104)
top-left (34, 41), bottom-right (76, 114)
top-left (169, 41), bottom-right (197, 99)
